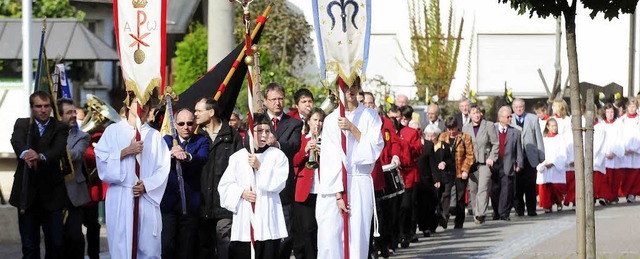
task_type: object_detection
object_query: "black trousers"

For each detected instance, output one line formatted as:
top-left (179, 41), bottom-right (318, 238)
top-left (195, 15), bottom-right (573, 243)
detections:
top-left (199, 217), bottom-right (232, 259)
top-left (515, 158), bottom-right (538, 215)
top-left (230, 240), bottom-right (280, 259)
top-left (293, 194), bottom-right (317, 259)
top-left (161, 204), bottom-right (198, 259)
top-left (82, 202), bottom-right (101, 259)
top-left (415, 181), bottom-right (438, 232)
top-left (397, 188), bottom-right (415, 239)
top-left (491, 167), bottom-right (515, 217)
top-left (440, 178), bottom-right (467, 227)
top-left (63, 206), bottom-right (85, 259)
top-left (18, 206), bottom-right (64, 259)
top-left (278, 203), bottom-right (294, 259)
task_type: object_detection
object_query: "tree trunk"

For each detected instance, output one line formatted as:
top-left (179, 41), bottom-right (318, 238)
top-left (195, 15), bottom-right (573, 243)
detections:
top-left (563, 9), bottom-right (587, 259)
top-left (584, 89), bottom-right (596, 258)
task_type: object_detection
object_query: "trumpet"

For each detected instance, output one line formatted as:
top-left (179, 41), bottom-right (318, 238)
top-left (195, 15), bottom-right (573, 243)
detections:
top-left (305, 127), bottom-right (320, 169)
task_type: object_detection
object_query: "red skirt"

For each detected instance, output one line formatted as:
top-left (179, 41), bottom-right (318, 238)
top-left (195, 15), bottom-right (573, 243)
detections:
top-left (593, 171), bottom-right (614, 201)
top-left (619, 168), bottom-right (640, 196)
top-left (538, 183), bottom-right (565, 209)
top-left (564, 171), bottom-right (575, 205)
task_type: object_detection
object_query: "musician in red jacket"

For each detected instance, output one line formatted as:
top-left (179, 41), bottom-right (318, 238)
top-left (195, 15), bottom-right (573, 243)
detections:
top-left (363, 92), bottom-right (401, 258)
top-left (292, 107), bottom-right (325, 259)
top-left (397, 105), bottom-right (423, 248)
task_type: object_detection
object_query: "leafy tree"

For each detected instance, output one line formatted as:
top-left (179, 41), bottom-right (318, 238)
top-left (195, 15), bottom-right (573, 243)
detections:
top-left (232, 0), bottom-right (323, 115)
top-left (405, 0), bottom-right (464, 102)
top-left (0, 0), bottom-right (84, 19)
top-left (172, 23), bottom-right (208, 95)
top-left (499, 0), bottom-right (638, 257)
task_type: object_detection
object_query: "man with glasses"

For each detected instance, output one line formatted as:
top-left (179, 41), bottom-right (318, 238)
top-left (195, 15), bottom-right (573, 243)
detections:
top-left (161, 108), bottom-right (209, 259)
top-left (491, 106), bottom-right (524, 221)
top-left (195, 98), bottom-right (243, 259)
top-left (511, 98), bottom-right (545, 217)
top-left (262, 83), bottom-right (302, 259)
top-left (58, 98), bottom-right (92, 258)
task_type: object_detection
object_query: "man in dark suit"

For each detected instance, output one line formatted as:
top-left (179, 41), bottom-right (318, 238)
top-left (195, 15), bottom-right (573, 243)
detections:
top-left (491, 106), bottom-right (524, 221)
top-left (263, 83), bottom-right (303, 259)
top-left (58, 99), bottom-right (91, 259)
top-left (10, 91), bottom-right (69, 259)
top-left (454, 99), bottom-right (471, 131)
top-left (511, 98), bottom-right (545, 216)
top-left (162, 108), bottom-right (209, 259)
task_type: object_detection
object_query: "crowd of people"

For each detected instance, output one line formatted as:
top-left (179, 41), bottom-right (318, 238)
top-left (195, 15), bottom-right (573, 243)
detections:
top-left (9, 83), bottom-right (640, 259)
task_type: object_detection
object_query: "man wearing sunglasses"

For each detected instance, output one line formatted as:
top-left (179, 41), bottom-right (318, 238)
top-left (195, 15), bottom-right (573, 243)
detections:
top-left (161, 108), bottom-right (209, 259)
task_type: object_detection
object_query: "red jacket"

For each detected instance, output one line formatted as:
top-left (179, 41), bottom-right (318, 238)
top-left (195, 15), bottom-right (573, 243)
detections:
top-left (399, 126), bottom-right (423, 188)
top-left (293, 134), bottom-right (315, 202)
top-left (372, 115), bottom-right (401, 190)
top-left (287, 109), bottom-right (303, 121)
top-left (85, 132), bottom-right (108, 202)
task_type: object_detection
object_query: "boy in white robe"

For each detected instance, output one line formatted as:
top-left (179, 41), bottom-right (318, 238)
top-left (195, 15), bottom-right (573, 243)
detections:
top-left (95, 93), bottom-right (171, 259)
top-left (317, 77), bottom-right (384, 259)
top-left (219, 113), bottom-right (289, 259)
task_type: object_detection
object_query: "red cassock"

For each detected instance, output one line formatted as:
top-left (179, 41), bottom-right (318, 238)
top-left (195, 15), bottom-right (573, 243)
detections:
top-left (398, 126), bottom-right (423, 189)
top-left (294, 134), bottom-right (314, 202)
top-left (372, 116), bottom-right (401, 191)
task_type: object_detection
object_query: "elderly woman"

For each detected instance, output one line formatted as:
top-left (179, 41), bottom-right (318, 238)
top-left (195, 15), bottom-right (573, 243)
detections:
top-left (416, 124), bottom-right (455, 233)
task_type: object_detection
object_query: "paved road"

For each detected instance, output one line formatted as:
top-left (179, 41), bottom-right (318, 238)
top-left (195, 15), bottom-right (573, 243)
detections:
top-left (391, 202), bottom-right (640, 258)
top-left (1, 201), bottom-right (639, 258)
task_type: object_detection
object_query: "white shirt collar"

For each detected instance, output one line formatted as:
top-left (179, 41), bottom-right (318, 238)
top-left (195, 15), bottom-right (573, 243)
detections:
top-left (267, 111), bottom-right (283, 121)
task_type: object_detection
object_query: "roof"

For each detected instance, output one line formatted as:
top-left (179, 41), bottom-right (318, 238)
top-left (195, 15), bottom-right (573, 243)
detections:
top-left (0, 18), bottom-right (119, 61)
top-left (71, 0), bottom-right (201, 34)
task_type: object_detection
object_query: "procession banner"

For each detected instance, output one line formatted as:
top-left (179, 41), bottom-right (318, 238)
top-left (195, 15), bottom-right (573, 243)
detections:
top-left (312, 0), bottom-right (371, 87)
top-left (55, 64), bottom-right (72, 99)
top-left (114, 0), bottom-right (167, 104)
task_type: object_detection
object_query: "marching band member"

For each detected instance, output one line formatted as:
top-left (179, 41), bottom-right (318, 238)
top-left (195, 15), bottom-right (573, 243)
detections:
top-left (397, 105), bottom-right (422, 247)
top-left (292, 107), bottom-right (325, 259)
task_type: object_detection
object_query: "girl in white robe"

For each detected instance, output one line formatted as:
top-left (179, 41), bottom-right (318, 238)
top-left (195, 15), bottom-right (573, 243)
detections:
top-left (95, 96), bottom-right (171, 259)
top-left (536, 118), bottom-right (567, 213)
top-left (593, 120), bottom-right (613, 204)
top-left (317, 79), bottom-right (384, 259)
top-left (618, 99), bottom-right (640, 202)
top-left (551, 99), bottom-right (572, 137)
top-left (602, 103), bottom-right (625, 203)
top-left (219, 114), bottom-right (289, 259)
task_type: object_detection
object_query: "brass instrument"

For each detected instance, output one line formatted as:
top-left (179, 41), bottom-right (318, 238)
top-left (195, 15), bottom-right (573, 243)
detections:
top-left (305, 127), bottom-right (320, 169)
top-left (319, 90), bottom-right (338, 115)
top-left (81, 94), bottom-right (122, 134)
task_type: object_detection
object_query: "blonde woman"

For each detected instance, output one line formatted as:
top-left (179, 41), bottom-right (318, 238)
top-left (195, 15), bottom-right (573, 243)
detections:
top-left (551, 99), bottom-right (571, 137)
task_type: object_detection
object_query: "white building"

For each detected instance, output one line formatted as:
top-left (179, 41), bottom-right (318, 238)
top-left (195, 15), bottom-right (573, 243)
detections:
top-left (290, 0), bottom-right (638, 102)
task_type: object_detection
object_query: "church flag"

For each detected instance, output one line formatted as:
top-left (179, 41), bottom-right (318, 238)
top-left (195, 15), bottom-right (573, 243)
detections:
top-left (312, 0), bottom-right (371, 87)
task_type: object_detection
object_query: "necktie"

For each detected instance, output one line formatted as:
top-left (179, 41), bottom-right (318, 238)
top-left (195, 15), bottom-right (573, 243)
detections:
top-left (272, 117), bottom-right (279, 132)
top-left (39, 124), bottom-right (45, 136)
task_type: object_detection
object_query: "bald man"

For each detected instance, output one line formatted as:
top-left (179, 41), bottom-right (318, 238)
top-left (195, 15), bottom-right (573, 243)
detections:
top-left (426, 104), bottom-right (446, 133)
top-left (395, 94), bottom-right (409, 108)
top-left (491, 106), bottom-right (523, 221)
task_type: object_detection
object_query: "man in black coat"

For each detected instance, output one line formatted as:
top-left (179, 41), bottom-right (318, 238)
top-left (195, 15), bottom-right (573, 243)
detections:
top-left (194, 98), bottom-right (243, 259)
top-left (263, 83), bottom-right (303, 259)
top-left (10, 91), bottom-right (69, 259)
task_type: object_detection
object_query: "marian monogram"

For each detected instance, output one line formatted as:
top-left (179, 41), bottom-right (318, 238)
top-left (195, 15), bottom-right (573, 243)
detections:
top-left (124, 0), bottom-right (158, 64)
top-left (327, 0), bottom-right (359, 33)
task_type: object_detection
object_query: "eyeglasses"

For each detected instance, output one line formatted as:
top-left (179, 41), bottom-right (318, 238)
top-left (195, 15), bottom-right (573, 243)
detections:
top-left (177, 121), bottom-right (194, 127)
top-left (267, 97), bottom-right (284, 103)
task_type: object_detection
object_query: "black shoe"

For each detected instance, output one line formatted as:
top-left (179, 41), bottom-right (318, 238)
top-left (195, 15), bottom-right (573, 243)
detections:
top-left (516, 211), bottom-right (524, 217)
top-left (438, 215), bottom-right (448, 229)
top-left (423, 230), bottom-right (431, 237)
top-left (454, 224), bottom-right (463, 229)
top-left (410, 234), bottom-right (419, 243)
top-left (400, 239), bottom-right (410, 248)
top-left (475, 216), bottom-right (485, 224)
top-left (528, 212), bottom-right (538, 216)
top-left (380, 247), bottom-right (390, 258)
top-left (500, 216), bottom-right (511, 221)
top-left (492, 214), bottom-right (500, 220)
